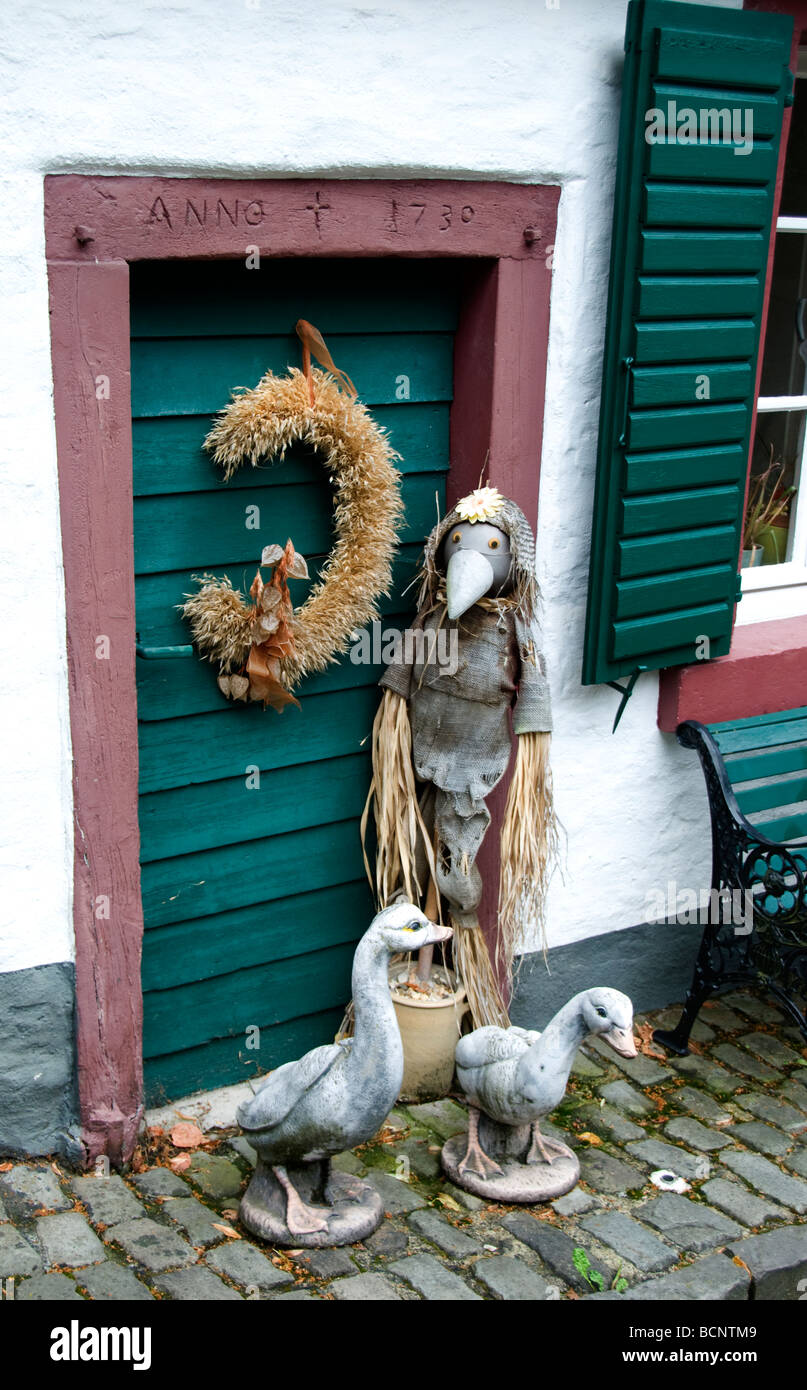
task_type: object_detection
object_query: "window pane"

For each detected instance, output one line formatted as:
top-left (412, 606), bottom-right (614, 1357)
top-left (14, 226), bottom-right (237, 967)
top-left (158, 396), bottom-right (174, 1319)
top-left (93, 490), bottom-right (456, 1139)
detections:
top-left (758, 231), bottom-right (807, 397)
top-left (747, 411), bottom-right (805, 565)
top-left (780, 70), bottom-right (807, 218)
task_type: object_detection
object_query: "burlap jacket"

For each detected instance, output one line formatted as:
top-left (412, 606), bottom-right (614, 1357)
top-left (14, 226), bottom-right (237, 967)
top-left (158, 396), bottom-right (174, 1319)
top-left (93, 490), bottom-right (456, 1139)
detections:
top-left (380, 604), bottom-right (552, 805)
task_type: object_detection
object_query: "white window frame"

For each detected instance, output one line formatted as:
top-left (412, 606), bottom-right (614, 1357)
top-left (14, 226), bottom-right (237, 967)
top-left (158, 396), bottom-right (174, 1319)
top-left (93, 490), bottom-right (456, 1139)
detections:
top-left (738, 213), bottom-right (807, 624)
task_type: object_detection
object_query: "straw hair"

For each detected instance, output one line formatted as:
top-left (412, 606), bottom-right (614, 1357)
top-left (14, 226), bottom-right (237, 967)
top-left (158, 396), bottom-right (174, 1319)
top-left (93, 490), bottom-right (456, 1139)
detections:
top-left (188, 367), bottom-right (403, 687)
top-left (360, 688), bottom-right (440, 916)
top-left (452, 919), bottom-right (510, 1030)
top-left (498, 730), bottom-right (558, 976)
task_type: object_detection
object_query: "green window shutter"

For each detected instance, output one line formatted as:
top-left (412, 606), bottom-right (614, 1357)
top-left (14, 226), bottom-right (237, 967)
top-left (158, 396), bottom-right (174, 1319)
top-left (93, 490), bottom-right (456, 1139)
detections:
top-left (582, 0), bottom-right (793, 687)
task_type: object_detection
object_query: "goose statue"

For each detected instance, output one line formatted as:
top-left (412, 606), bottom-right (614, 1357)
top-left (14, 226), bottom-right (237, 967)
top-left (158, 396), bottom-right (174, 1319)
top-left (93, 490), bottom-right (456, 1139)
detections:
top-left (237, 902), bottom-right (451, 1245)
top-left (442, 987), bottom-right (636, 1202)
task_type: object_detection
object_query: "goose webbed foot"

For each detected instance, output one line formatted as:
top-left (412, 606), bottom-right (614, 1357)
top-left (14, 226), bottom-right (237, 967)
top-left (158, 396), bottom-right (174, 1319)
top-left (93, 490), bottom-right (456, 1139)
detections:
top-left (273, 1164), bottom-right (329, 1235)
top-left (457, 1106), bottom-right (503, 1180)
top-left (526, 1123), bottom-right (566, 1166)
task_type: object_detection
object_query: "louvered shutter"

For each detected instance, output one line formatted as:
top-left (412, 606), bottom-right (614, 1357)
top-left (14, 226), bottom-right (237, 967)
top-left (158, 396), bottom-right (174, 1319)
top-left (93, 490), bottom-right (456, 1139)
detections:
top-left (582, 0), bottom-right (793, 688)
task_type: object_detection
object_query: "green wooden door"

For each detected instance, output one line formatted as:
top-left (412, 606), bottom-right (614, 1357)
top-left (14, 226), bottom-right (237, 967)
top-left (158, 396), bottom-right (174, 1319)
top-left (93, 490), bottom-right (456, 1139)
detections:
top-left (131, 258), bottom-right (459, 1103)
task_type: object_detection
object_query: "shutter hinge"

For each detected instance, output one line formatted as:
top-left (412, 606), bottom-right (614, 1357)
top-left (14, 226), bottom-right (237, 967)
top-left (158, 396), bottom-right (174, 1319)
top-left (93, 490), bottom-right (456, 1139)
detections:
top-left (735, 571), bottom-right (744, 604)
top-left (785, 67), bottom-right (795, 108)
top-left (617, 356), bottom-right (635, 447)
top-left (606, 665), bottom-right (645, 733)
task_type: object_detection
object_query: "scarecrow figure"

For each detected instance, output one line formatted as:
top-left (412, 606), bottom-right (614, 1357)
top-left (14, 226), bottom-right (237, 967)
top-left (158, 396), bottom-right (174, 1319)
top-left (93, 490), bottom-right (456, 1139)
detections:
top-left (364, 485), bottom-right (558, 1028)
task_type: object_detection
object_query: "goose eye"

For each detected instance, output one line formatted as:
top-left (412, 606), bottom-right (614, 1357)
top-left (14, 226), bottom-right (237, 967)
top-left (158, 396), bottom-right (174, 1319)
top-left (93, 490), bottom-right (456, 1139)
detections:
top-left (488, 538), bottom-right (499, 549)
top-left (402, 922), bottom-right (420, 932)
top-left (595, 1006), bottom-right (608, 1018)
top-left (451, 531), bottom-right (462, 544)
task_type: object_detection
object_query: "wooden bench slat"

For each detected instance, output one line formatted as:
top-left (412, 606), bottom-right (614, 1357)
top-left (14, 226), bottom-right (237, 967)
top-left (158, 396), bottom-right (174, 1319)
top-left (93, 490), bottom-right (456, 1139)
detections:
top-left (713, 715), bottom-right (807, 755)
top-left (751, 811), bottom-right (807, 844)
top-left (723, 743), bottom-right (807, 784)
top-left (736, 775), bottom-right (807, 816)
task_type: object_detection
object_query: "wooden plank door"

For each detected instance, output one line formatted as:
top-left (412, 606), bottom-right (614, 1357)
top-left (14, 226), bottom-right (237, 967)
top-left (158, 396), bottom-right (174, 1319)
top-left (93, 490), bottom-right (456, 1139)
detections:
top-left (130, 258), bottom-right (459, 1104)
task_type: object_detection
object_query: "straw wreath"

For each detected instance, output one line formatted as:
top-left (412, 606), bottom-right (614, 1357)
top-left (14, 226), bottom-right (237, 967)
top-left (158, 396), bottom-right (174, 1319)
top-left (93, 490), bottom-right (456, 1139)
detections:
top-left (182, 367), bottom-right (403, 693)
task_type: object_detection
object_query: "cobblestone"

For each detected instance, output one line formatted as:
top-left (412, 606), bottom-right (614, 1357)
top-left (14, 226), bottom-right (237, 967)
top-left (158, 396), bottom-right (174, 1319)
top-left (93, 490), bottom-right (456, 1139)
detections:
top-left (727, 1121), bottom-right (793, 1157)
top-left (786, 1148), bottom-right (807, 1180)
top-left (739, 1032), bottom-right (804, 1070)
top-left (722, 993), bottom-right (785, 1025)
top-left (728, 1226), bottom-right (807, 1300)
top-left (672, 1054), bottom-right (743, 1093)
top-left (501, 1212), bottom-right (613, 1292)
top-left (720, 1149), bottom-right (807, 1213)
top-left (206, 1239), bottom-right (293, 1291)
top-left (578, 1151), bottom-right (647, 1195)
top-left (598, 1080), bottom-right (655, 1117)
top-left (187, 1152), bottom-right (243, 1201)
top-left (36, 1211), bottom-right (105, 1268)
top-left (74, 1262), bottom-right (155, 1300)
top-left (673, 1086), bottom-right (733, 1126)
top-left (0, 1165), bottom-right (70, 1218)
top-left (712, 1043), bottom-right (780, 1084)
top-left (663, 1117), bottom-right (732, 1152)
top-left (589, 1252), bottom-right (750, 1302)
top-left (331, 1272), bottom-right (402, 1300)
top-left (580, 1103), bottom-right (645, 1144)
top-left (701, 1176), bottom-right (792, 1227)
top-left (15, 1272), bottom-right (82, 1300)
top-left (0, 1225), bottom-right (42, 1277)
top-left (295, 1247), bottom-right (356, 1280)
top-left (105, 1217), bottom-right (198, 1272)
top-left (390, 1252), bottom-right (482, 1299)
top-left (132, 1168), bottom-right (189, 1198)
top-left (365, 1170), bottom-right (428, 1213)
top-left (71, 1174), bottom-right (145, 1226)
top-left (473, 1254), bottom-right (557, 1301)
top-left (699, 1001), bottom-right (747, 1031)
top-left (580, 1210), bottom-right (678, 1273)
top-left (362, 1224), bottom-right (408, 1257)
top-left (409, 1208), bottom-right (481, 1257)
top-left (738, 1091), bottom-right (807, 1134)
top-left (404, 1099), bottom-right (468, 1139)
top-left (161, 1195), bottom-right (228, 1249)
top-left (626, 1138), bottom-right (711, 1182)
top-left (551, 1187), bottom-right (601, 1217)
top-left (155, 1266), bottom-right (242, 1300)
top-left (635, 1193), bottom-right (742, 1253)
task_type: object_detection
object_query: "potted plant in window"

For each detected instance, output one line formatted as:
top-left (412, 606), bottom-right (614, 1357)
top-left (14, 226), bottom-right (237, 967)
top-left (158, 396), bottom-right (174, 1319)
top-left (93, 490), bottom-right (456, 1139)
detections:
top-left (742, 451), bottom-right (796, 568)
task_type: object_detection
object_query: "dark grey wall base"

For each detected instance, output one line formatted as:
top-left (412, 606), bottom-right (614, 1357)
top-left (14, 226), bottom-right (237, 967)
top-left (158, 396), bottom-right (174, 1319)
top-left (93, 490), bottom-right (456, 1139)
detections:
top-left (512, 919), bottom-right (704, 1030)
top-left (0, 961), bottom-right (79, 1160)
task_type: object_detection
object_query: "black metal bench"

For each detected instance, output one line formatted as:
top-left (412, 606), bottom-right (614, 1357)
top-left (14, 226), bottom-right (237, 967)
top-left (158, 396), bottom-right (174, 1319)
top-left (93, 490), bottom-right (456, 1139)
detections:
top-left (654, 712), bottom-right (807, 1056)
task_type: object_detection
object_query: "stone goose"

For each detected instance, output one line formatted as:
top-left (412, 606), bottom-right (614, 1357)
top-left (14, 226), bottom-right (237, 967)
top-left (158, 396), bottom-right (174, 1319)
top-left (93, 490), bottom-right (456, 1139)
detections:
top-left (237, 902), bottom-right (451, 1235)
top-left (454, 987), bottom-right (636, 1178)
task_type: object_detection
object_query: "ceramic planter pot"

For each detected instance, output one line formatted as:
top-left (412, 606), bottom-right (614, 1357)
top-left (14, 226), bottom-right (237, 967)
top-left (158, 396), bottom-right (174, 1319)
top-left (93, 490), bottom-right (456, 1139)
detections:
top-left (741, 545), bottom-right (763, 568)
top-left (389, 967), bottom-right (467, 1102)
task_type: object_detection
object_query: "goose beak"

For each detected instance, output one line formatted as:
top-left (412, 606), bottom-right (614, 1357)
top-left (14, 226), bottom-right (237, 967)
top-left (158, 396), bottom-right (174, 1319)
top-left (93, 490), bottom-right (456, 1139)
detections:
top-left (446, 550), bottom-right (495, 619)
top-left (601, 1025), bottom-right (638, 1059)
top-left (423, 920), bottom-right (453, 946)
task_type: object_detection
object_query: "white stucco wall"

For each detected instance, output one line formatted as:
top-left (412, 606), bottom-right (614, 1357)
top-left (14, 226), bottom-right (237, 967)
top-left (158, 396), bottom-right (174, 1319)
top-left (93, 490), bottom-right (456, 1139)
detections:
top-left (0, 0), bottom-right (744, 974)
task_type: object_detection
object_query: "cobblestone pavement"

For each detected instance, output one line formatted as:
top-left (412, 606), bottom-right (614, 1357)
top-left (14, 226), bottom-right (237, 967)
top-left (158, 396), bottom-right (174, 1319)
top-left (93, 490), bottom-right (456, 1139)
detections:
top-left (2, 988), bottom-right (807, 1301)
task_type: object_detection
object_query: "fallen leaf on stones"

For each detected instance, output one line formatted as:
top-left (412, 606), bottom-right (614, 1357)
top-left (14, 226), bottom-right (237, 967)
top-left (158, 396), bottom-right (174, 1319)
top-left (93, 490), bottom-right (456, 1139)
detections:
top-left (578, 1132), bottom-right (602, 1146)
top-left (169, 1154), bottom-right (192, 1173)
top-left (170, 1122), bottom-right (205, 1148)
top-left (212, 1223), bottom-right (241, 1239)
top-left (436, 1193), bottom-right (461, 1211)
top-left (0, 1162), bottom-right (12, 1172)
top-left (222, 1209), bottom-right (239, 1220)
top-left (147, 1126), bottom-right (164, 1138)
top-left (733, 1255), bottom-right (752, 1278)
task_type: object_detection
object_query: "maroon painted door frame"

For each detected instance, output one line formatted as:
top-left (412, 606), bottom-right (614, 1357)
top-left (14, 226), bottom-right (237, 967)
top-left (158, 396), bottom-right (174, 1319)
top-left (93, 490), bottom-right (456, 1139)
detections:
top-left (45, 175), bottom-right (559, 1165)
